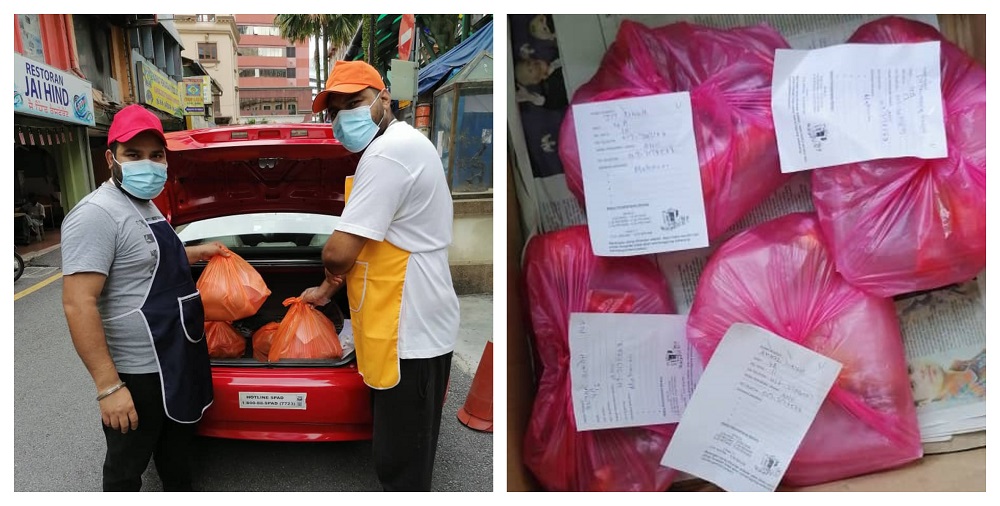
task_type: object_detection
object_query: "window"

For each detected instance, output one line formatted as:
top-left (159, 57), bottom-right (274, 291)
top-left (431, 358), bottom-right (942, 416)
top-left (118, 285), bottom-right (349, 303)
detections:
top-left (286, 46), bottom-right (296, 57)
top-left (263, 105), bottom-right (271, 111)
top-left (240, 46), bottom-right (283, 57)
top-left (260, 68), bottom-right (286, 78)
top-left (238, 68), bottom-right (257, 78)
top-left (286, 67), bottom-right (296, 79)
top-left (238, 25), bottom-right (281, 36)
top-left (198, 43), bottom-right (218, 61)
top-left (196, 15), bottom-right (215, 22)
top-left (288, 103), bottom-right (296, 115)
top-left (275, 103), bottom-right (283, 111)
top-left (18, 14), bottom-right (45, 63)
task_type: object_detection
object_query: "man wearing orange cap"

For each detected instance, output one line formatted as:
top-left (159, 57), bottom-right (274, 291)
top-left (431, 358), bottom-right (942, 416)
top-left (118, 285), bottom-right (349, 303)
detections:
top-left (61, 104), bottom-right (228, 491)
top-left (300, 61), bottom-right (460, 491)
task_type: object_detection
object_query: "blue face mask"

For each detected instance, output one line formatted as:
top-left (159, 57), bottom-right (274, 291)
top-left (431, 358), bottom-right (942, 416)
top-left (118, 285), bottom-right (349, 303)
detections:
top-left (114, 156), bottom-right (168, 200)
top-left (332, 91), bottom-right (386, 153)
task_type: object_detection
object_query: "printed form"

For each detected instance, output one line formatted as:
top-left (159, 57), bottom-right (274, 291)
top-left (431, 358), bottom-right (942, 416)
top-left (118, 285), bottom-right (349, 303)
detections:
top-left (569, 313), bottom-right (701, 431)
top-left (772, 41), bottom-right (947, 173)
top-left (572, 93), bottom-right (709, 256)
top-left (661, 324), bottom-right (841, 492)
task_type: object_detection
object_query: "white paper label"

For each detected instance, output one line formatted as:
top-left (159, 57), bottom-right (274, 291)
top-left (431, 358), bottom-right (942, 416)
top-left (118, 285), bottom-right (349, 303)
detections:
top-left (661, 324), bottom-right (842, 492)
top-left (239, 392), bottom-right (307, 410)
top-left (772, 41), bottom-right (947, 173)
top-left (569, 313), bottom-right (700, 431)
top-left (573, 93), bottom-right (709, 256)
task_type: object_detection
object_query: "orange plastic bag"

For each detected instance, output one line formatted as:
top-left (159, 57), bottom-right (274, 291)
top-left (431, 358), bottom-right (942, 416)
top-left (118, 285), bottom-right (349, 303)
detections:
top-left (197, 248), bottom-right (271, 321)
top-left (268, 297), bottom-right (343, 362)
top-left (206, 321), bottom-right (247, 358)
top-left (252, 322), bottom-right (280, 362)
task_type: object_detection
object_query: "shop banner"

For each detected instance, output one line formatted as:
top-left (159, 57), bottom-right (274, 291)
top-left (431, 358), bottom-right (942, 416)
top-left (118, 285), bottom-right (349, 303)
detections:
top-left (182, 77), bottom-right (205, 115)
top-left (137, 60), bottom-right (183, 117)
top-left (14, 53), bottom-right (95, 126)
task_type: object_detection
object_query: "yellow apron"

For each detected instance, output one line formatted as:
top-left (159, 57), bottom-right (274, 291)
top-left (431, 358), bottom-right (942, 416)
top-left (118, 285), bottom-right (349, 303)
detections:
top-left (344, 176), bottom-right (410, 389)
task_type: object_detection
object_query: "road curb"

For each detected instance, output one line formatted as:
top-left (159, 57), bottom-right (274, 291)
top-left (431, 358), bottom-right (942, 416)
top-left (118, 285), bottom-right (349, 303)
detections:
top-left (22, 244), bottom-right (61, 262)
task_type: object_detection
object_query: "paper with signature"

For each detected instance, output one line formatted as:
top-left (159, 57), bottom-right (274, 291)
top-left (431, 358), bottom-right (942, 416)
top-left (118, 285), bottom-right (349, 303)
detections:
top-left (772, 41), bottom-right (946, 173)
top-left (569, 313), bottom-right (701, 431)
top-left (572, 93), bottom-right (708, 256)
top-left (660, 324), bottom-right (841, 492)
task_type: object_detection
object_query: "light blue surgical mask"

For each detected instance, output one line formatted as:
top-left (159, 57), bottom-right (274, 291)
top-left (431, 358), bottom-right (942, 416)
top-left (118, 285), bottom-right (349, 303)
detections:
top-left (332, 91), bottom-right (386, 153)
top-left (113, 156), bottom-right (168, 200)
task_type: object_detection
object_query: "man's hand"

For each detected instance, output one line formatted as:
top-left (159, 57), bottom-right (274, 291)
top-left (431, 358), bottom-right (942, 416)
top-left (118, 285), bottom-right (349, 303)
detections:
top-left (300, 273), bottom-right (345, 306)
top-left (186, 241), bottom-right (231, 264)
top-left (100, 386), bottom-right (138, 434)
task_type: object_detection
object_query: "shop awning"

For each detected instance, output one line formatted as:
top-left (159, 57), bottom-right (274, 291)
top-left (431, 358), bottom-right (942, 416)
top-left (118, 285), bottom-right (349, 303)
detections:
top-left (417, 20), bottom-right (493, 95)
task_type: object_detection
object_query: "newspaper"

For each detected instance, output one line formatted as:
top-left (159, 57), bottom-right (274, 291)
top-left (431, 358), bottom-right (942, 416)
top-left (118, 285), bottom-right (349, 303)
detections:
top-left (895, 277), bottom-right (986, 442)
top-left (656, 173), bottom-right (814, 313)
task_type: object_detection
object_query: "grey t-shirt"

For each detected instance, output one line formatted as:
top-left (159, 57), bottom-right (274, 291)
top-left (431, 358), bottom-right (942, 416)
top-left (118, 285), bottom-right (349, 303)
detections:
top-left (62, 181), bottom-right (172, 374)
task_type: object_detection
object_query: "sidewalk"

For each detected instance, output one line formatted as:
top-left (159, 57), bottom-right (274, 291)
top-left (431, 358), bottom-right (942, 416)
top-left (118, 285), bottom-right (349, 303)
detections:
top-left (17, 229), bottom-right (61, 262)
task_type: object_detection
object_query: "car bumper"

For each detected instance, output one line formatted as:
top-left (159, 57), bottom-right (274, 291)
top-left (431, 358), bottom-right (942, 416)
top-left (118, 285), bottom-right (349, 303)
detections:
top-left (198, 363), bottom-right (372, 442)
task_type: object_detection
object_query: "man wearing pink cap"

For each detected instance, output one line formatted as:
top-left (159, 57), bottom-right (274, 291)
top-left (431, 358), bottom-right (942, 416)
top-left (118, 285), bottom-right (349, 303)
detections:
top-left (61, 104), bottom-right (228, 491)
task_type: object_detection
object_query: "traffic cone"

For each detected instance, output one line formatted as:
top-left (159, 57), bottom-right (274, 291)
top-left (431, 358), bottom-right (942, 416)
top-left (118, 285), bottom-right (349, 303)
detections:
top-left (457, 340), bottom-right (493, 432)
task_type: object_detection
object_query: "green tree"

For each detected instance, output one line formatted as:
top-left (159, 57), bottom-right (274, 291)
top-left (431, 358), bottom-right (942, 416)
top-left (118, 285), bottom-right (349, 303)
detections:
top-left (322, 14), bottom-right (361, 67)
top-left (362, 15), bottom-right (375, 65)
top-left (420, 14), bottom-right (461, 56)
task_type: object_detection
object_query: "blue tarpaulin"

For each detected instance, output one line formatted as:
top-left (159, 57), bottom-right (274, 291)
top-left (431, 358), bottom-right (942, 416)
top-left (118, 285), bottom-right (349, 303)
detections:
top-left (417, 20), bottom-right (493, 95)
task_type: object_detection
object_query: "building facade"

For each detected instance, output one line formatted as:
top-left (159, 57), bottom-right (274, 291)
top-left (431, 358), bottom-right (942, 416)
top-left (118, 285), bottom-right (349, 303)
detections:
top-left (175, 14), bottom-right (240, 124)
top-left (235, 14), bottom-right (312, 124)
top-left (14, 14), bottom-right (99, 216)
top-left (14, 14), bottom-right (195, 216)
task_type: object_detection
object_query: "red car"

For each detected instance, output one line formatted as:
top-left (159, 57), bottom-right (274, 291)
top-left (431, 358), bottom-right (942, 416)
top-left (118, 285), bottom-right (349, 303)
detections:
top-left (156, 123), bottom-right (371, 442)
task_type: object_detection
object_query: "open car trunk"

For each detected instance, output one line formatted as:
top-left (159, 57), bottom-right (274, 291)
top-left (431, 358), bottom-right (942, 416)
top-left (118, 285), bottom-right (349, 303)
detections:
top-left (190, 246), bottom-right (353, 368)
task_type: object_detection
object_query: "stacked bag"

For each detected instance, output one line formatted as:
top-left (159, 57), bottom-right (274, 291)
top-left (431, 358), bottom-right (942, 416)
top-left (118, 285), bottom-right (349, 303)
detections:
top-left (198, 248), bottom-right (270, 358)
top-left (197, 248), bottom-right (343, 361)
top-left (812, 17), bottom-right (986, 296)
top-left (560, 20), bottom-right (791, 239)
top-left (522, 226), bottom-right (678, 491)
top-left (525, 16), bottom-right (984, 490)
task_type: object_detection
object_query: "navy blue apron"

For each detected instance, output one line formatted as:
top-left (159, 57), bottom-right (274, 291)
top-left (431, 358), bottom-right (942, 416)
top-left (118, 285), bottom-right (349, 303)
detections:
top-left (133, 204), bottom-right (214, 423)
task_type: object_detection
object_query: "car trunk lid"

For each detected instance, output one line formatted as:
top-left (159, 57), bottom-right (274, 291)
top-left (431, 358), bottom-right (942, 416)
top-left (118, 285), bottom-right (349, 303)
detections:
top-left (155, 124), bottom-right (360, 226)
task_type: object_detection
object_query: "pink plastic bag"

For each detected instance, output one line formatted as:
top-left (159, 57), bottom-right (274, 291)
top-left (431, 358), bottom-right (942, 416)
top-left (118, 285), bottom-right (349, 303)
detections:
top-left (522, 225), bottom-right (678, 491)
top-left (687, 213), bottom-right (922, 486)
top-left (560, 20), bottom-right (791, 239)
top-left (812, 17), bottom-right (986, 297)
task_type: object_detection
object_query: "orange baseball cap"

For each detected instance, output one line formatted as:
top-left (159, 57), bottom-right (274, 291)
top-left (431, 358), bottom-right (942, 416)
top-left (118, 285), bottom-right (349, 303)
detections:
top-left (311, 60), bottom-right (386, 113)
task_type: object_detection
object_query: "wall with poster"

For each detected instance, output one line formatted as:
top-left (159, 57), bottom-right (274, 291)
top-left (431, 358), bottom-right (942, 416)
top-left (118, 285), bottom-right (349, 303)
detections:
top-left (136, 59), bottom-right (183, 118)
top-left (182, 77), bottom-right (205, 115)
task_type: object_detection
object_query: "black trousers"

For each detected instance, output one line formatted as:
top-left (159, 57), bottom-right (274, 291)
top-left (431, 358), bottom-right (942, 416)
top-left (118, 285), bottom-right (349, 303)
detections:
top-left (370, 352), bottom-right (453, 491)
top-left (101, 372), bottom-right (198, 492)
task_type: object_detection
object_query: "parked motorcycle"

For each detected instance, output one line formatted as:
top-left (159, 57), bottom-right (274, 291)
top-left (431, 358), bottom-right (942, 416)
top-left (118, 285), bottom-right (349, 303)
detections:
top-left (15, 247), bottom-right (24, 282)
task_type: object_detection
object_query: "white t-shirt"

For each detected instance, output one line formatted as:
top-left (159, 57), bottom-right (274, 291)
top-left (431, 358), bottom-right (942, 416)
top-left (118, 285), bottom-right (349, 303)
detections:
top-left (336, 121), bottom-right (460, 359)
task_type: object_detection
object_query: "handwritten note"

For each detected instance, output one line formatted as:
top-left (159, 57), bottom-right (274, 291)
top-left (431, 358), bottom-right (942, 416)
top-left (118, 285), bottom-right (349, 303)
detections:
top-left (660, 323), bottom-right (841, 492)
top-left (772, 41), bottom-right (946, 173)
top-left (572, 93), bottom-right (709, 256)
top-left (569, 313), bottom-right (701, 431)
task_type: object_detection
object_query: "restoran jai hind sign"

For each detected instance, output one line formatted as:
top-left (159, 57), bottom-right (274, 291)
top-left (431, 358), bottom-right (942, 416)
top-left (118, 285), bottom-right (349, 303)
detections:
top-left (14, 53), bottom-right (95, 127)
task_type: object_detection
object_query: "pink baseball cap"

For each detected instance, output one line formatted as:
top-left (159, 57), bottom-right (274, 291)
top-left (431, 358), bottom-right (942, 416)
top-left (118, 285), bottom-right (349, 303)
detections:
top-left (107, 104), bottom-right (166, 146)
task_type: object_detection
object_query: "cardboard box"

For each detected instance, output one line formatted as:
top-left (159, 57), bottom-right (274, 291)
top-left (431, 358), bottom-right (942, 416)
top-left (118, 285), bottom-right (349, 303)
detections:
top-left (506, 14), bottom-right (986, 492)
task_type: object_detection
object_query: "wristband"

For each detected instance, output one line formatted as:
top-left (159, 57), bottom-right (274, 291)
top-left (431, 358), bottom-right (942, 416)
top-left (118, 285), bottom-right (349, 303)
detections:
top-left (96, 381), bottom-right (127, 401)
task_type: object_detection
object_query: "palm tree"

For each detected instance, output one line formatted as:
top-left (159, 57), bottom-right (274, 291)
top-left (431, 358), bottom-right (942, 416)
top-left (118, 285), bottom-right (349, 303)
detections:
top-left (362, 15), bottom-right (375, 65)
top-left (275, 14), bottom-right (321, 92)
top-left (322, 15), bottom-right (362, 68)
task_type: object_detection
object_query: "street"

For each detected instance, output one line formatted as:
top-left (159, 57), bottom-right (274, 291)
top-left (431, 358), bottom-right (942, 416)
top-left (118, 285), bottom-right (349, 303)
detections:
top-left (13, 248), bottom-right (493, 492)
